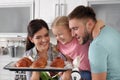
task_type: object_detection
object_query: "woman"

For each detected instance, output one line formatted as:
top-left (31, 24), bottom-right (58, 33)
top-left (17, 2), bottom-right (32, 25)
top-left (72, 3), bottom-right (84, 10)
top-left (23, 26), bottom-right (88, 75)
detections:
top-left (24, 19), bottom-right (65, 80)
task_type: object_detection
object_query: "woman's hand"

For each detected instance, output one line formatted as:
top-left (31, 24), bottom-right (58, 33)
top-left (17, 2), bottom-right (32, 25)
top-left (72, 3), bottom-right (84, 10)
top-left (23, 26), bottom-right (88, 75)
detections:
top-left (31, 72), bottom-right (40, 80)
top-left (61, 70), bottom-right (72, 80)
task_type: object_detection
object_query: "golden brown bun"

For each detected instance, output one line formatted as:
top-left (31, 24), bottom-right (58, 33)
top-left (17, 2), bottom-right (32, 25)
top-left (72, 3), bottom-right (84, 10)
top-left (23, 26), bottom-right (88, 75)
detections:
top-left (31, 57), bottom-right (47, 68)
top-left (50, 57), bottom-right (65, 68)
top-left (15, 57), bottom-right (33, 67)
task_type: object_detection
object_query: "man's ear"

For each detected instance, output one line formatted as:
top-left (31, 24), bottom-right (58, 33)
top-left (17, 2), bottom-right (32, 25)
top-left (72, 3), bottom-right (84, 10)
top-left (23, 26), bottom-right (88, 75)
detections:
top-left (86, 19), bottom-right (94, 32)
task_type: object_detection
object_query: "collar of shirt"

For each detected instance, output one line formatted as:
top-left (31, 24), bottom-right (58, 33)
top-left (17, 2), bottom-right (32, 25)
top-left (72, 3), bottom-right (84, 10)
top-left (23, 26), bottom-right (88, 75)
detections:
top-left (31, 43), bottom-right (53, 61)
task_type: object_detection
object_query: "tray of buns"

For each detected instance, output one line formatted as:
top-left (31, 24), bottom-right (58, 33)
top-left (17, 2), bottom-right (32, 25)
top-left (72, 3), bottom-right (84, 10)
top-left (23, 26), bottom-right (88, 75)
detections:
top-left (4, 57), bottom-right (73, 72)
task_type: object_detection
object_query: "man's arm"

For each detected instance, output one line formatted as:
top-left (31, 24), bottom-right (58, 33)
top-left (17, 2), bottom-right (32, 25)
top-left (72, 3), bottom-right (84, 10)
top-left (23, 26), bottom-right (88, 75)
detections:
top-left (89, 43), bottom-right (108, 80)
top-left (92, 72), bottom-right (106, 80)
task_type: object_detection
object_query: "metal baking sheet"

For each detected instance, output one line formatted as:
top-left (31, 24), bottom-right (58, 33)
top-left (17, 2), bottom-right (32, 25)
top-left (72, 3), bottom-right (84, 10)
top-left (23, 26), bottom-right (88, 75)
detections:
top-left (3, 61), bottom-right (73, 72)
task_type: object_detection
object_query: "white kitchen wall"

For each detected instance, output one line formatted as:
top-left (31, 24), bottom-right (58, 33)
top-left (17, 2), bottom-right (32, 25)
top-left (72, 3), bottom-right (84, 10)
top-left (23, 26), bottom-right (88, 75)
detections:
top-left (88, 0), bottom-right (120, 32)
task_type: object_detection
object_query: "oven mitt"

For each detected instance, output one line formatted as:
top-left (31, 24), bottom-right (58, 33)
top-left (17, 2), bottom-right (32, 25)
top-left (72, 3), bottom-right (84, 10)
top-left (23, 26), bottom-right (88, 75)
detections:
top-left (73, 56), bottom-right (80, 68)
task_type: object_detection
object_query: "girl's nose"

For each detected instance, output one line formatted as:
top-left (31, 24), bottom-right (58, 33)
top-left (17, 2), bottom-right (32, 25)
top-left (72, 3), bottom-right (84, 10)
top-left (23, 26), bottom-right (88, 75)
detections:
top-left (56, 36), bottom-right (60, 40)
top-left (71, 30), bottom-right (75, 37)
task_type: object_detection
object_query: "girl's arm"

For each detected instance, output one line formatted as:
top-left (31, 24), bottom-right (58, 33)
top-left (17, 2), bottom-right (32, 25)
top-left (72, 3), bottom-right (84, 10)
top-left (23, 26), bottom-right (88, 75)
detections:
top-left (92, 19), bottom-right (105, 39)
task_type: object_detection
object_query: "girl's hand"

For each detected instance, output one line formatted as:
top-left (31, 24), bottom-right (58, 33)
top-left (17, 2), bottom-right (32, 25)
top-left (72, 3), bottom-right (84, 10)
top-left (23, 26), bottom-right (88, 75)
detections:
top-left (66, 55), bottom-right (73, 62)
top-left (93, 19), bottom-right (105, 38)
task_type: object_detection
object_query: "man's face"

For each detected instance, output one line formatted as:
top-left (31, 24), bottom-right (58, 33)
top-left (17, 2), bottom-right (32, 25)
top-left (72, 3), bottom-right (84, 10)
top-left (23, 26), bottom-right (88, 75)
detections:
top-left (69, 18), bottom-right (90, 45)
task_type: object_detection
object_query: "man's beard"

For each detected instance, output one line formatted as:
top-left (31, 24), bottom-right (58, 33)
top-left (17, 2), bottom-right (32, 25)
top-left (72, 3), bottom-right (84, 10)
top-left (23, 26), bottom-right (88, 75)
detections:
top-left (81, 33), bottom-right (89, 45)
top-left (81, 28), bottom-right (91, 45)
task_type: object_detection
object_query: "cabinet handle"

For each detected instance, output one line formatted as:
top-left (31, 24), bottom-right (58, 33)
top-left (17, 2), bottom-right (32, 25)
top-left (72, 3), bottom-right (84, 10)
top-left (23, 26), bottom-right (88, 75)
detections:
top-left (55, 4), bottom-right (60, 17)
top-left (60, 4), bottom-right (66, 16)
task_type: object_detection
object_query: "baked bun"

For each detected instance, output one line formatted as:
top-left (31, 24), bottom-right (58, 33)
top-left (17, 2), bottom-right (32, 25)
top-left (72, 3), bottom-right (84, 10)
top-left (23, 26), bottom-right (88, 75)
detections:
top-left (31, 57), bottom-right (47, 68)
top-left (50, 57), bottom-right (65, 68)
top-left (15, 57), bottom-right (33, 67)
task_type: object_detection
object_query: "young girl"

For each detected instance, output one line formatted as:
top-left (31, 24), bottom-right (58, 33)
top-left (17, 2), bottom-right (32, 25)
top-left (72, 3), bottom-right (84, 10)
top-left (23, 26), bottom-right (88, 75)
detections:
top-left (51, 16), bottom-right (104, 80)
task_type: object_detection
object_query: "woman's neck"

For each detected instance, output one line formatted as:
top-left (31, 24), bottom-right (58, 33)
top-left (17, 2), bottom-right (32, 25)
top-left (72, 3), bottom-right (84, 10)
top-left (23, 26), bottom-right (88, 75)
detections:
top-left (37, 49), bottom-right (47, 56)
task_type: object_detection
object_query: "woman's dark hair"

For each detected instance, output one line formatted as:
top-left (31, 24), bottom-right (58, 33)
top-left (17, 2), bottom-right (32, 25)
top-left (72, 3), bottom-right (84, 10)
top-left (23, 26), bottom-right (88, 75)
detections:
top-left (68, 5), bottom-right (97, 22)
top-left (26, 19), bottom-right (49, 51)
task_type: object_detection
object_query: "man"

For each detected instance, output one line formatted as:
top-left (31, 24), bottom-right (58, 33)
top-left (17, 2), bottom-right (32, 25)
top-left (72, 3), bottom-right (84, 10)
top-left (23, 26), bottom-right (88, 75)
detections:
top-left (68, 5), bottom-right (120, 80)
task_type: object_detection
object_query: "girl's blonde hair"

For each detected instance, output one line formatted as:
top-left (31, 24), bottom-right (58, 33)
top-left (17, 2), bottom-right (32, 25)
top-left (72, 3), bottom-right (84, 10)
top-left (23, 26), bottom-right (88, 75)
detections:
top-left (51, 16), bottom-right (69, 29)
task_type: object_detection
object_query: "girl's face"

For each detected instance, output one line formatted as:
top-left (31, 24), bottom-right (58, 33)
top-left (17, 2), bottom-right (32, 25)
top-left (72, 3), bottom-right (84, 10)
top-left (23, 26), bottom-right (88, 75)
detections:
top-left (29, 27), bottom-right (50, 52)
top-left (52, 26), bottom-right (73, 44)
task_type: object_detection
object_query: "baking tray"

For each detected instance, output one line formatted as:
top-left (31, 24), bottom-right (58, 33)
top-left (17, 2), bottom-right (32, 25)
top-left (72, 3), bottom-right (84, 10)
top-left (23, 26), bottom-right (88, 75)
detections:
top-left (3, 61), bottom-right (73, 72)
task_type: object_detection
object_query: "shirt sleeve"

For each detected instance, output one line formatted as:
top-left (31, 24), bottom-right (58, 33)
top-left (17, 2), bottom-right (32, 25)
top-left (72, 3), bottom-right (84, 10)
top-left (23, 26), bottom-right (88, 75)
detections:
top-left (89, 43), bottom-right (108, 73)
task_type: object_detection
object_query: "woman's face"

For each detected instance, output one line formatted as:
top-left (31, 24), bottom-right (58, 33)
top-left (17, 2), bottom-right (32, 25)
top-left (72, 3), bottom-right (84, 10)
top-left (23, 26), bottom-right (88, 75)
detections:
top-left (52, 26), bottom-right (73, 44)
top-left (29, 27), bottom-right (50, 52)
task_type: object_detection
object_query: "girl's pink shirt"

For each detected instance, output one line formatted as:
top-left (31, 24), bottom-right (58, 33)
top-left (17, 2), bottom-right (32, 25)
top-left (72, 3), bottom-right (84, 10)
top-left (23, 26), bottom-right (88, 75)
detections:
top-left (58, 38), bottom-right (90, 71)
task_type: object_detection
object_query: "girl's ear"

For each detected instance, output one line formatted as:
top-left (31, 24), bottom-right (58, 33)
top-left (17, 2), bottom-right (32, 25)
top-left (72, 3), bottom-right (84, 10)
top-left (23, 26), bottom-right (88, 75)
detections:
top-left (29, 36), bottom-right (34, 43)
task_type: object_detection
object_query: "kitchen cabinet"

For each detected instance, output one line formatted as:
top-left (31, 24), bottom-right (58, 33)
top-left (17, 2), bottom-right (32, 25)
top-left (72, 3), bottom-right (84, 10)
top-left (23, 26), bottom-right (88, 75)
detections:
top-left (88, 0), bottom-right (120, 32)
top-left (35, 0), bottom-right (84, 28)
top-left (0, 0), bottom-right (33, 3)
top-left (0, 0), bottom-right (34, 38)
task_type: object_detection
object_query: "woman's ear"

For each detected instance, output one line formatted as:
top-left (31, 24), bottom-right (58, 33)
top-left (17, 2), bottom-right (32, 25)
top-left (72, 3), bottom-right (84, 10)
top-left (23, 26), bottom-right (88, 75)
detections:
top-left (29, 36), bottom-right (34, 43)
